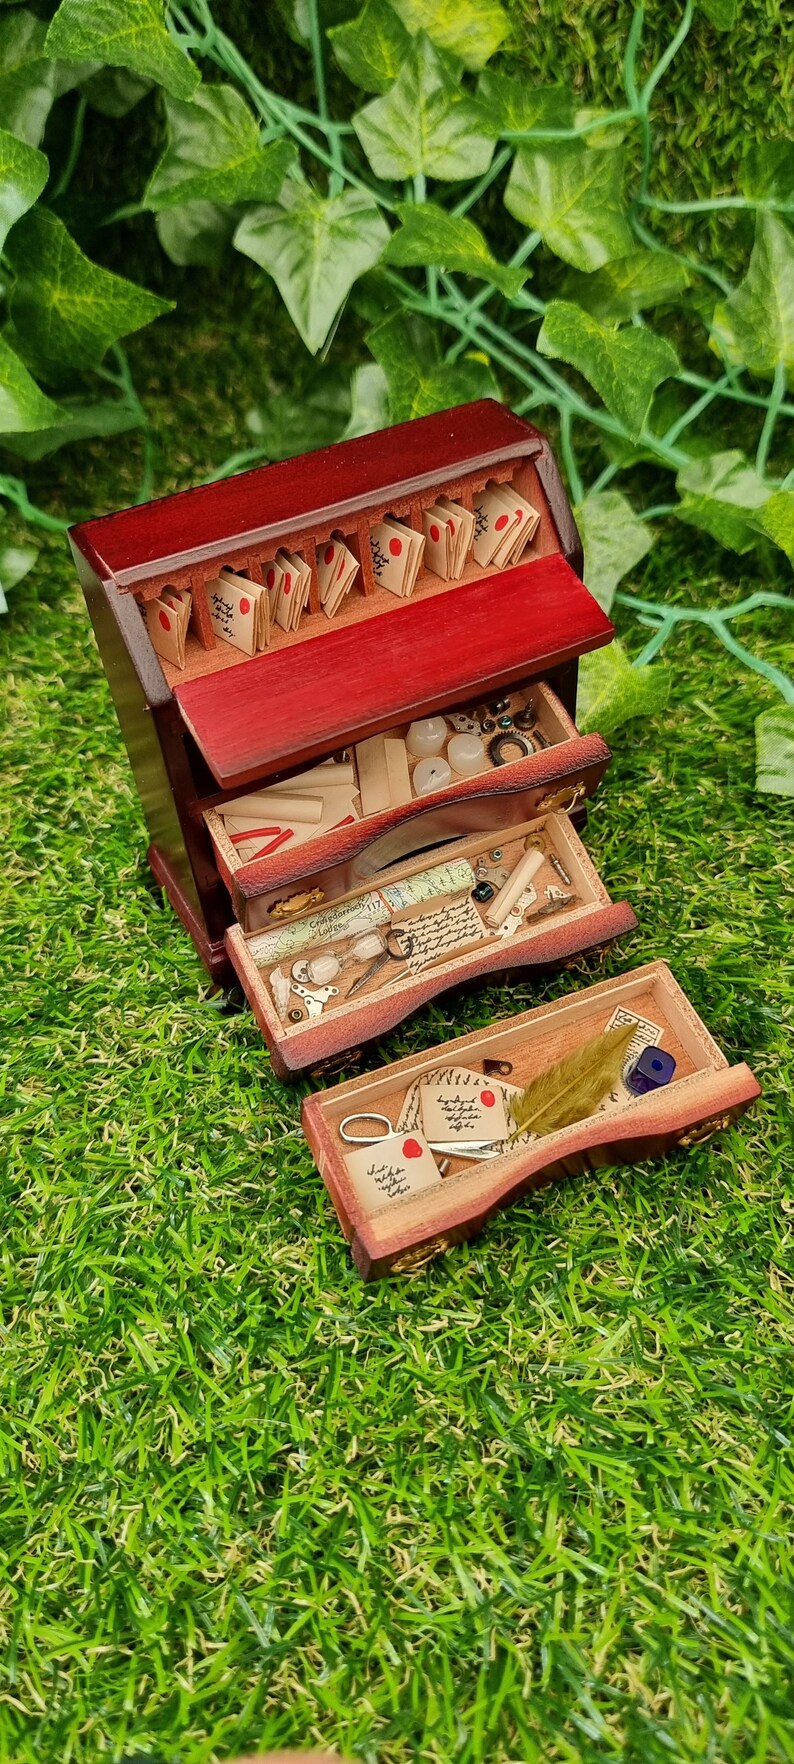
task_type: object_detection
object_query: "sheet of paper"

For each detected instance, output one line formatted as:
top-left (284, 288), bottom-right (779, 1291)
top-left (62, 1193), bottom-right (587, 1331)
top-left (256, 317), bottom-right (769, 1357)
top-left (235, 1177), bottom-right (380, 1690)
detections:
top-left (343, 1130), bottom-right (441, 1212)
top-left (436, 496), bottom-right (475, 576)
top-left (422, 507), bottom-right (453, 578)
top-left (397, 1065), bottom-right (520, 1136)
top-left (206, 572), bottom-right (266, 655)
top-left (318, 538), bottom-right (359, 616)
top-left (487, 484), bottom-right (541, 566)
top-left (472, 488), bottom-right (521, 567)
top-left (146, 596), bottom-right (188, 668)
top-left (421, 1075), bottom-right (509, 1144)
top-left (399, 895), bottom-right (490, 975)
top-left (369, 519), bottom-right (425, 597)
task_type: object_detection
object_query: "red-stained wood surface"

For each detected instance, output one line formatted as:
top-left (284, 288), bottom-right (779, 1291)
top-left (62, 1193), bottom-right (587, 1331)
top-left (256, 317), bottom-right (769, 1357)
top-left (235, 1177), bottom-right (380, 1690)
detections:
top-left (174, 555), bottom-right (613, 790)
top-left (70, 401), bottom-right (542, 590)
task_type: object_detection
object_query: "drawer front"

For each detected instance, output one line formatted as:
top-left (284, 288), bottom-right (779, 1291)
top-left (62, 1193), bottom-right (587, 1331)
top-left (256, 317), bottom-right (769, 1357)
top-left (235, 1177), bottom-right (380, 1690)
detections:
top-left (225, 812), bottom-right (636, 1079)
top-left (203, 680), bottom-right (610, 932)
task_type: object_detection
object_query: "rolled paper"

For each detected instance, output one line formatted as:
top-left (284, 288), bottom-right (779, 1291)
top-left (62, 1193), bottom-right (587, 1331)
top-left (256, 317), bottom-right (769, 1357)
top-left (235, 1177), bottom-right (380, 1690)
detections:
top-left (413, 756), bottom-right (453, 796)
top-left (406, 717), bottom-right (448, 757)
top-left (221, 790), bottom-right (324, 825)
top-left (483, 846), bottom-right (545, 928)
top-left (447, 732), bottom-right (485, 776)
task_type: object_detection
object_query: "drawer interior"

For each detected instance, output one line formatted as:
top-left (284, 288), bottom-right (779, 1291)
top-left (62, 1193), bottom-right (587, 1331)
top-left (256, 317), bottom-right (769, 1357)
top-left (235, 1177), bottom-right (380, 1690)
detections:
top-left (309, 962), bottom-right (735, 1228)
top-left (203, 677), bottom-right (590, 880)
top-left (229, 812), bottom-right (626, 1042)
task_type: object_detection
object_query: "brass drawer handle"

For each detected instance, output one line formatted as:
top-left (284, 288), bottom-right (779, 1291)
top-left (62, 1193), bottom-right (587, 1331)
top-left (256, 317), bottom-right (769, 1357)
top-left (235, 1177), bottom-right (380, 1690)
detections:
top-left (678, 1113), bottom-right (732, 1148)
top-left (391, 1234), bottom-right (452, 1274)
top-left (537, 780), bottom-right (586, 813)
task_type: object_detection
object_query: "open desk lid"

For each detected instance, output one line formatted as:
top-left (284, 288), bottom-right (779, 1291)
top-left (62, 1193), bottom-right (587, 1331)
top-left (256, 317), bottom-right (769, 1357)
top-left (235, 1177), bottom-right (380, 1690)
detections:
top-left (173, 554), bottom-right (614, 791)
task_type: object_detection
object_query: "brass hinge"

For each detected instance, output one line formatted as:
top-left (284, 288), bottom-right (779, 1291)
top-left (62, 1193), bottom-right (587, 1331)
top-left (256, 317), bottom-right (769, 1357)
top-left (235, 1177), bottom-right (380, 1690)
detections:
top-left (537, 780), bottom-right (586, 814)
top-left (678, 1113), bottom-right (733, 1148)
top-left (390, 1234), bottom-right (453, 1274)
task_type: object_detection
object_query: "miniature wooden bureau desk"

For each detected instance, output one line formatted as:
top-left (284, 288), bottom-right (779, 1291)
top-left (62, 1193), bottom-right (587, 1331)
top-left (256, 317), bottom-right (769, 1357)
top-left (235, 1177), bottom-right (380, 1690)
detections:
top-left (70, 400), bottom-right (620, 1058)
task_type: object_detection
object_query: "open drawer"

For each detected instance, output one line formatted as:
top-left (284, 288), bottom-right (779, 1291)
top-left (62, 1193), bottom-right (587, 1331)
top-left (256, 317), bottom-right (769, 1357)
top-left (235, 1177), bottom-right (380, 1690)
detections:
top-left (301, 961), bottom-right (761, 1280)
top-left (205, 677), bottom-right (611, 932)
top-left (226, 811), bottom-right (637, 1078)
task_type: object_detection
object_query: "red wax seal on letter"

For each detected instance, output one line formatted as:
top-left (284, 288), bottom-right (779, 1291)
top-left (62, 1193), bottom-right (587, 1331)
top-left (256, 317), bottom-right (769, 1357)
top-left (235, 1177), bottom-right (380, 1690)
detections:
top-left (480, 1090), bottom-right (495, 1107)
top-left (324, 544), bottom-right (335, 564)
top-left (158, 609), bottom-right (171, 630)
top-left (402, 1138), bottom-right (423, 1159)
top-left (430, 523), bottom-right (440, 542)
top-left (389, 537), bottom-right (403, 557)
top-left (239, 598), bottom-right (250, 615)
top-left (495, 513), bottom-right (509, 531)
top-left (266, 567), bottom-right (275, 588)
top-left (284, 573), bottom-right (292, 593)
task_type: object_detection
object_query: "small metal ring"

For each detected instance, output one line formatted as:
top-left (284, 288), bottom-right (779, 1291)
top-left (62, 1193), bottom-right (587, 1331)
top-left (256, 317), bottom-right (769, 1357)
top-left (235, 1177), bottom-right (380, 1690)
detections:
top-left (339, 1112), bottom-right (393, 1145)
top-left (387, 929), bottom-right (412, 958)
top-left (488, 731), bottom-right (533, 766)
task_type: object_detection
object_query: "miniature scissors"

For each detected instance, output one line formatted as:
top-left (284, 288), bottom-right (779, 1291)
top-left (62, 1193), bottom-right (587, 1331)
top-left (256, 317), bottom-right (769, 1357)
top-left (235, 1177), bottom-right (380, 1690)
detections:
top-left (338, 1111), bottom-right (502, 1161)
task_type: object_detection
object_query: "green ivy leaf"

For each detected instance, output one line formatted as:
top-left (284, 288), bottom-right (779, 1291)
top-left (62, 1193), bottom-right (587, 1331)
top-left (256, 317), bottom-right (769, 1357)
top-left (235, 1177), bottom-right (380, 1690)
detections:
top-left (234, 174), bottom-right (390, 354)
top-left (342, 360), bottom-right (390, 437)
top-left (476, 70), bottom-right (572, 135)
top-left (711, 212), bottom-right (794, 377)
top-left (0, 394), bottom-right (138, 458)
top-left (389, 0), bottom-right (509, 69)
top-left (0, 535), bottom-right (37, 612)
top-left (245, 367), bottom-right (351, 459)
top-left (46, 0), bottom-right (199, 101)
top-left (674, 450), bottom-right (769, 554)
top-left (740, 140), bottom-right (794, 204)
top-left (353, 34), bottom-right (494, 181)
top-left (563, 250), bottom-right (690, 322)
top-left (753, 489), bottom-right (794, 565)
top-left (0, 126), bottom-right (47, 254)
top-left (328, 0), bottom-right (411, 93)
top-left (755, 704), bottom-right (794, 797)
top-left (384, 201), bottom-right (527, 296)
top-left (0, 335), bottom-right (60, 432)
top-left (145, 87), bottom-right (295, 210)
top-left (5, 209), bottom-right (174, 378)
top-left (155, 199), bottom-right (242, 268)
top-left (575, 490), bottom-right (655, 613)
top-left (0, 9), bottom-right (65, 147)
top-left (537, 300), bottom-right (679, 438)
top-left (576, 639), bottom-right (670, 737)
top-left (83, 64), bottom-right (153, 115)
top-left (367, 311), bottom-right (498, 419)
top-left (504, 139), bottom-right (632, 271)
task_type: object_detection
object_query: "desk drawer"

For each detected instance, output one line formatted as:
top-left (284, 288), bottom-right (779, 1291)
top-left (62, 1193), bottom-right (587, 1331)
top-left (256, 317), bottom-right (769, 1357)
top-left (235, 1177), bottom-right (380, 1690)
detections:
top-left (226, 811), bottom-right (636, 1079)
top-left (205, 679), bottom-right (610, 933)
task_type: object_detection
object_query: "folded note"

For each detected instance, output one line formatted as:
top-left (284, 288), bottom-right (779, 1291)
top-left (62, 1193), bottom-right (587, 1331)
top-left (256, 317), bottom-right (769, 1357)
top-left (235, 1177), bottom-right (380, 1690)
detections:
top-left (206, 569), bottom-right (269, 655)
top-left (343, 1130), bottom-right (440, 1212)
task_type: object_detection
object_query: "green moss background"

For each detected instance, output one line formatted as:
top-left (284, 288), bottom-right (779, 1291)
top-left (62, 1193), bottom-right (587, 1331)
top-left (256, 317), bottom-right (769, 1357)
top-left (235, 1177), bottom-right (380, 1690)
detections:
top-left (1, 4), bottom-right (793, 1762)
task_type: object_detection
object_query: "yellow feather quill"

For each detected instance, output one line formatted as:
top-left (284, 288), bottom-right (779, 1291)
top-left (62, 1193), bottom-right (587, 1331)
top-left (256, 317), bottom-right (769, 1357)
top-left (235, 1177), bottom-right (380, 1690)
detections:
top-left (507, 1020), bottom-right (637, 1142)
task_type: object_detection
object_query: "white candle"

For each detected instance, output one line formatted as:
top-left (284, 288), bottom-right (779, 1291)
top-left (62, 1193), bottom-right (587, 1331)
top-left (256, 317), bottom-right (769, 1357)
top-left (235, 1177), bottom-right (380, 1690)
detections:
top-left (406, 717), bottom-right (448, 757)
top-left (448, 732), bottom-right (485, 776)
top-left (413, 756), bottom-right (452, 796)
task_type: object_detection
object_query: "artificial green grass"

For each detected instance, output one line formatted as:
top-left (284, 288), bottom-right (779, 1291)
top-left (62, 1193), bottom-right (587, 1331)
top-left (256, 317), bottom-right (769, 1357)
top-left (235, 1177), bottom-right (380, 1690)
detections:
top-left (2, 390), bottom-right (793, 1763)
top-left (2, 5), bottom-right (794, 1757)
